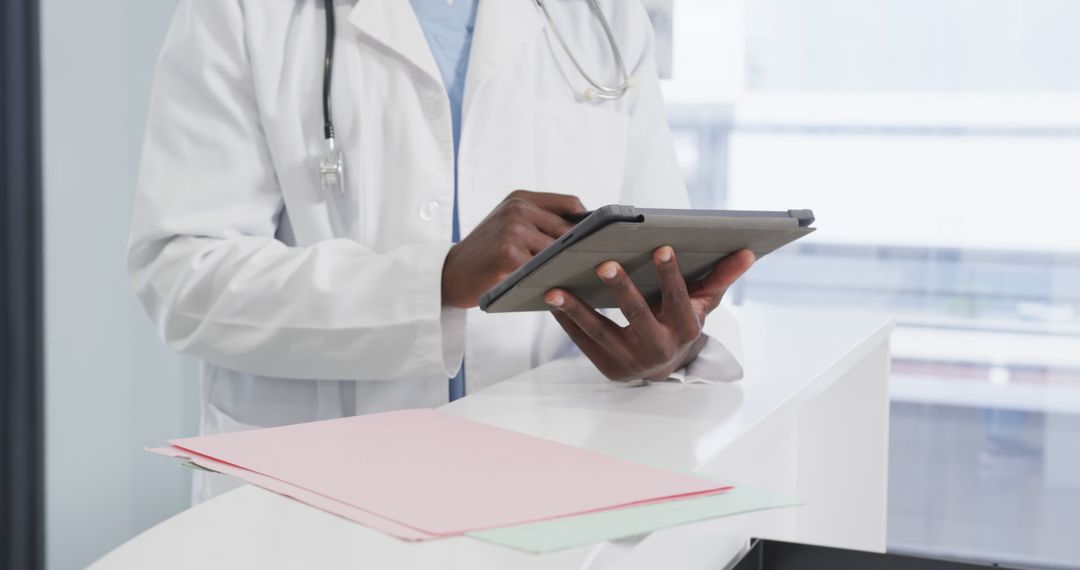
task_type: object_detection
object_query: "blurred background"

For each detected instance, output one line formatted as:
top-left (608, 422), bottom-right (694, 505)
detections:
top-left (4, 0), bottom-right (1078, 568)
top-left (657, 0), bottom-right (1080, 568)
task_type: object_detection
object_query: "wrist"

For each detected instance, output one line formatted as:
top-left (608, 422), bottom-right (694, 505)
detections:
top-left (643, 334), bottom-right (708, 381)
top-left (677, 334), bottom-right (708, 369)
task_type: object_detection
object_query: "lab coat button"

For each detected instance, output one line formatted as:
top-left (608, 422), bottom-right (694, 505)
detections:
top-left (418, 200), bottom-right (441, 221)
top-left (422, 97), bottom-right (443, 120)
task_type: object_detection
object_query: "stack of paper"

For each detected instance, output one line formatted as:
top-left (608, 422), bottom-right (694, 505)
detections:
top-left (151, 409), bottom-right (797, 551)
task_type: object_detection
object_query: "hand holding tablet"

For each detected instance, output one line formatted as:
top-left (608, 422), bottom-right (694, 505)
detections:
top-left (478, 205), bottom-right (815, 381)
top-left (479, 205), bottom-right (815, 312)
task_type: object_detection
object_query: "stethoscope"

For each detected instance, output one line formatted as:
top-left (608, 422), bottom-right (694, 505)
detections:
top-left (319, 0), bottom-right (635, 196)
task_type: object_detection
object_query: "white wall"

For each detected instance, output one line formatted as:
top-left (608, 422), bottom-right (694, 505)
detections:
top-left (40, 1), bottom-right (199, 568)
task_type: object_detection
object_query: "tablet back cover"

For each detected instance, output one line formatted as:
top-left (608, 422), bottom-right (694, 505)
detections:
top-left (482, 210), bottom-right (814, 313)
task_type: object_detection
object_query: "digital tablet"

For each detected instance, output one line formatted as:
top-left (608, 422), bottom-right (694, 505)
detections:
top-left (478, 205), bottom-right (815, 313)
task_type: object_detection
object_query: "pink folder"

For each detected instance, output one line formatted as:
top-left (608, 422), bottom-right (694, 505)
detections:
top-left (149, 445), bottom-right (435, 540)
top-left (156, 409), bottom-right (730, 540)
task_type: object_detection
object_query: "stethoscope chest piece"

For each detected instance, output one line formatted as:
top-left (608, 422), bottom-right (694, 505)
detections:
top-left (320, 0), bottom-right (345, 196)
top-left (320, 137), bottom-right (345, 196)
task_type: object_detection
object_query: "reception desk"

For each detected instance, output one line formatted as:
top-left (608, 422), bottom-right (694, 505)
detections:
top-left (93, 306), bottom-right (893, 570)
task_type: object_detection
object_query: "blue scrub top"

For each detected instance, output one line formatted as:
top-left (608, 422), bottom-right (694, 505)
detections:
top-left (410, 0), bottom-right (480, 400)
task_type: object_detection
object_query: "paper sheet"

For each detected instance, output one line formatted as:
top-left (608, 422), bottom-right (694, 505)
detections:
top-left (165, 409), bottom-right (729, 539)
top-left (467, 483), bottom-right (800, 553)
top-left (148, 446), bottom-right (435, 541)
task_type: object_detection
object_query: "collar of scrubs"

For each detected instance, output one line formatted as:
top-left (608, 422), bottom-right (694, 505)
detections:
top-left (409, 0), bottom-right (478, 243)
top-left (408, 0), bottom-right (479, 98)
top-left (347, 0), bottom-right (541, 119)
top-left (408, 0), bottom-right (480, 400)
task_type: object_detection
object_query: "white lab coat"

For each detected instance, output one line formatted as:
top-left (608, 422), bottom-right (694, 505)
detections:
top-left (129, 0), bottom-right (742, 502)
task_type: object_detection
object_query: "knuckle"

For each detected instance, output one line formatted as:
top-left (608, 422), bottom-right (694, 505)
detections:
top-left (508, 249), bottom-right (531, 269)
top-left (503, 221), bottom-right (527, 241)
top-left (587, 326), bottom-right (610, 346)
top-left (503, 197), bottom-right (531, 216)
top-left (496, 240), bottom-right (518, 261)
top-left (622, 300), bottom-right (651, 322)
top-left (665, 288), bottom-right (690, 308)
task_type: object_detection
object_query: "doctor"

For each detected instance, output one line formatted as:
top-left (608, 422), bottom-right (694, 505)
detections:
top-left (129, 0), bottom-right (753, 501)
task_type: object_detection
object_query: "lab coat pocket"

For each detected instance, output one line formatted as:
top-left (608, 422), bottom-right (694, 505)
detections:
top-left (533, 101), bottom-right (628, 208)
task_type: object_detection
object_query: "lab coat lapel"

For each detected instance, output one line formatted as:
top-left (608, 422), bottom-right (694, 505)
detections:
top-left (462, 0), bottom-right (542, 118)
top-left (347, 0), bottom-right (443, 86)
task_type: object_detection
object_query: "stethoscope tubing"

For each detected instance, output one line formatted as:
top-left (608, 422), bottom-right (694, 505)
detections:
top-left (535, 0), bottom-right (634, 101)
top-left (323, 0), bottom-right (337, 141)
top-left (319, 0), bottom-right (635, 191)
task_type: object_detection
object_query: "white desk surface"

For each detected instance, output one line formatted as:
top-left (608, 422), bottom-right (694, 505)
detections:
top-left (93, 306), bottom-right (893, 570)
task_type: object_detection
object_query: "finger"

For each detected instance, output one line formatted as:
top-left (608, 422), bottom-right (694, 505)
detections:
top-left (551, 311), bottom-right (644, 381)
top-left (544, 288), bottom-right (626, 351)
top-left (689, 249), bottom-right (756, 306)
top-left (548, 310), bottom-right (620, 375)
top-left (522, 227), bottom-right (556, 256)
top-left (595, 261), bottom-right (662, 336)
top-left (493, 242), bottom-right (534, 281)
top-left (500, 211), bottom-right (556, 255)
top-left (652, 246), bottom-right (700, 340)
top-left (527, 206), bottom-right (575, 239)
top-left (502, 195), bottom-right (575, 239)
top-left (549, 310), bottom-right (601, 354)
top-left (508, 190), bottom-right (586, 216)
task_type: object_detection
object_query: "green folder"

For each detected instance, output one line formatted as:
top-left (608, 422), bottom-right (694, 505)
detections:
top-left (467, 482), bottom-right (801, 554)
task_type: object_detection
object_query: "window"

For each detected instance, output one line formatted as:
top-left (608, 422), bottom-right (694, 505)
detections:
top-left (660, 0), bottom-right (1080, 565)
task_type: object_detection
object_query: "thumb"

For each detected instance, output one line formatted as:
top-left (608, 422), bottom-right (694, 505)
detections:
top-left (689, 249), bottom-right (756, 304)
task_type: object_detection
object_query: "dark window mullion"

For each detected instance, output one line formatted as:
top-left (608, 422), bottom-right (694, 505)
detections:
top-left (1, 0), bottom-right (44, 567)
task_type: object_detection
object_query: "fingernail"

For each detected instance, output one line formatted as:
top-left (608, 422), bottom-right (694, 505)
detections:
top-left (597, 262), bottom-right (618, 280)
top-left (546, 292), bottom-right (565, 307)
top-left (658, 246), bottom-right (673, 262)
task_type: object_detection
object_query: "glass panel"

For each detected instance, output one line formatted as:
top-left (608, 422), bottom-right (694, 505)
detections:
top-left (745, 0), bottom-right (1080, 93)
top-left (665, 0), bottom-right (1080, 565)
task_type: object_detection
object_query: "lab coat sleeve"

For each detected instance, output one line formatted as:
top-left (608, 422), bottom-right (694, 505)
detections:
top-left (127, 0), bottom-right (464, 381)
top-left (617, 3), bottom-right (743, 381)
top-left (669, 308), bottom-right (746, 383)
